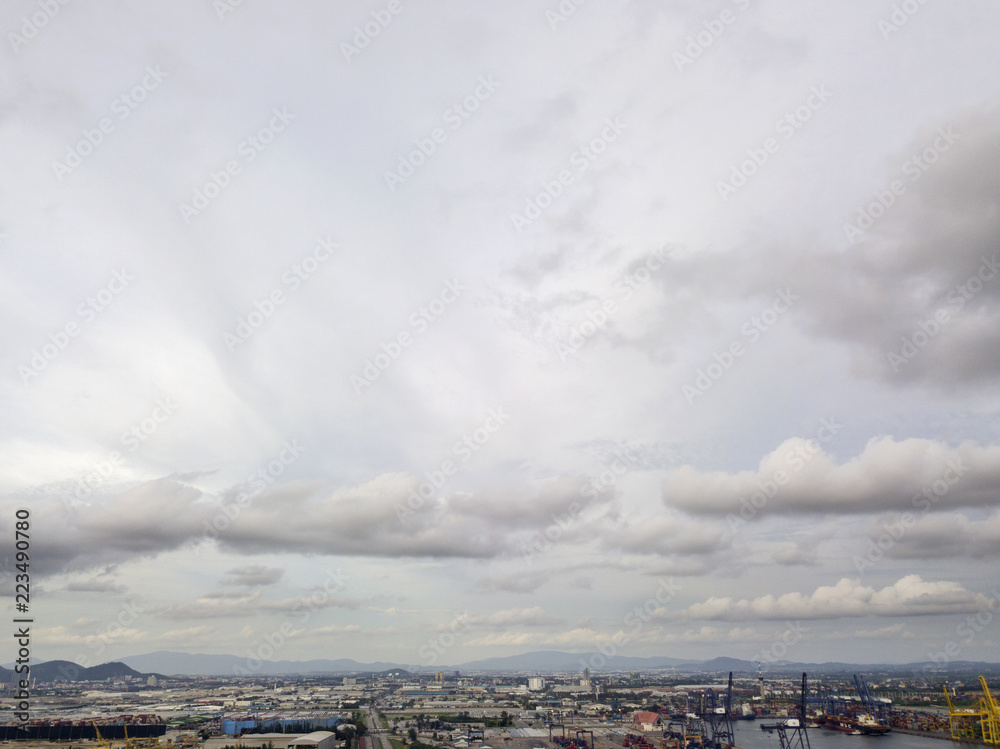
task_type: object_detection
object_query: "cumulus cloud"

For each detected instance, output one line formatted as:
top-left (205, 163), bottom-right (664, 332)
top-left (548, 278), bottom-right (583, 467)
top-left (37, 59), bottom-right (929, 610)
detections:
top-left (678, 575), bottom-right (990, 621)
top-left (663, 436), bottom-right (1000, 516)
top-left (7, 465), bottom-right (742, 589)
top-left (6, 472), bottom-right (619, 576)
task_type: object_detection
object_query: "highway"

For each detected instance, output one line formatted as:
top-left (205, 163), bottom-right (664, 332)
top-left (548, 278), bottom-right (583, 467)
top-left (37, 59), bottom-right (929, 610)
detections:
top-left (362, 705), bottom-right (391, 749)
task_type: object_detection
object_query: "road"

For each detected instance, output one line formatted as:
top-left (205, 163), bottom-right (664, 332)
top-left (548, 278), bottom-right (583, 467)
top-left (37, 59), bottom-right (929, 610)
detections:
top-left (362, 706), bottom-right (391, 749)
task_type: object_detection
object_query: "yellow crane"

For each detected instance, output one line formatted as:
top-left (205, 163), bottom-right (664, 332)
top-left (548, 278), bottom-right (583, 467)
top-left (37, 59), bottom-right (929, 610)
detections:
top-left (943, 686), bottom-right (984, 741)
top-left (93, 722), bottom-right (113, 749)
top-left (92, 721), bottom-right (147, 749)
top-left (980, 676), bottom-right (1000, 745)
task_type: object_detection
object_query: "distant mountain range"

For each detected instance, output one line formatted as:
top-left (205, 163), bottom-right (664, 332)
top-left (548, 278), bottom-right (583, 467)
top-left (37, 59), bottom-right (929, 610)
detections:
top-left (112, 650), bottom-right (1000, 676)
top-left (0, 660), bottom-right (153, 683)
top-left (447, 652), bottom-right (1000, 675)
top-left (6, 651), bottom-right (998, 679)
top-left (120, 651), bottom-right (413, 676)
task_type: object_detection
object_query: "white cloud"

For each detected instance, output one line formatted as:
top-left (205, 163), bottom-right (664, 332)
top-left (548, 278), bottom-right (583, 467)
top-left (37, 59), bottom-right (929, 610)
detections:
top-left (678, 576), bottom-right (990, 621)
top-left (663, 437), bottom-right (1000, 516)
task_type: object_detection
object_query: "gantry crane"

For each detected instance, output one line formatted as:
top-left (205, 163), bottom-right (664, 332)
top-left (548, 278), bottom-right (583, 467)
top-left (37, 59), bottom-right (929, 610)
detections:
top-left (703, 673), bottom-right (735, 749)
top-left (760, 673), bottom-right (811, 749)
top-left (980, 676), bottom-right (1000, 745)
top-left (943, 686), bottom-right (982, 741)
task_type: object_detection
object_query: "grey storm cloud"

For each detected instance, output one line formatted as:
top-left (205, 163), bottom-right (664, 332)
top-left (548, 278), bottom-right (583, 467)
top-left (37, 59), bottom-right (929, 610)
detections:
top-left (713, 110), bottom-right (1000, 387)
top-left (6, 471), bottom-right (625, 576)
top-left (506, 108), bottom-right (1000, 386)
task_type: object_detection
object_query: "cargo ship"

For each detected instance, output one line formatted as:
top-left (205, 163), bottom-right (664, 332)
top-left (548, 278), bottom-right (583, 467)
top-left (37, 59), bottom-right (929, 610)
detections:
top-left (821, 713), bottom-right (891, 736)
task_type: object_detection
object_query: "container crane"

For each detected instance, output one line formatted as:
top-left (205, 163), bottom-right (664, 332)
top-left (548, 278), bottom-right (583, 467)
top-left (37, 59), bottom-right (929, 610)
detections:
top-left (980, 676), bottom-right (1000, 745)
top-left (853, 674), bottom-right (891, 724)
top-left (760, 673), bottom-right (811, 749)
top-left (703, 673), bottom-right (735, 749)
top-left (943, 686), bottom-right (982, 741)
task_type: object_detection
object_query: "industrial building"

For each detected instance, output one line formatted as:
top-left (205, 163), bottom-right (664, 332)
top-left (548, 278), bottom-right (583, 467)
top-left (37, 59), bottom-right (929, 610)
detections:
top-left (204, 732), bottom-right (336, 749)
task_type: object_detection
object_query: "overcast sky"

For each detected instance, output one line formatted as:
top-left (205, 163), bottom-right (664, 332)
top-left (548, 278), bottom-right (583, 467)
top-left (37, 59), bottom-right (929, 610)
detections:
top-left (3, 0), bottom-right (1000, 672)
